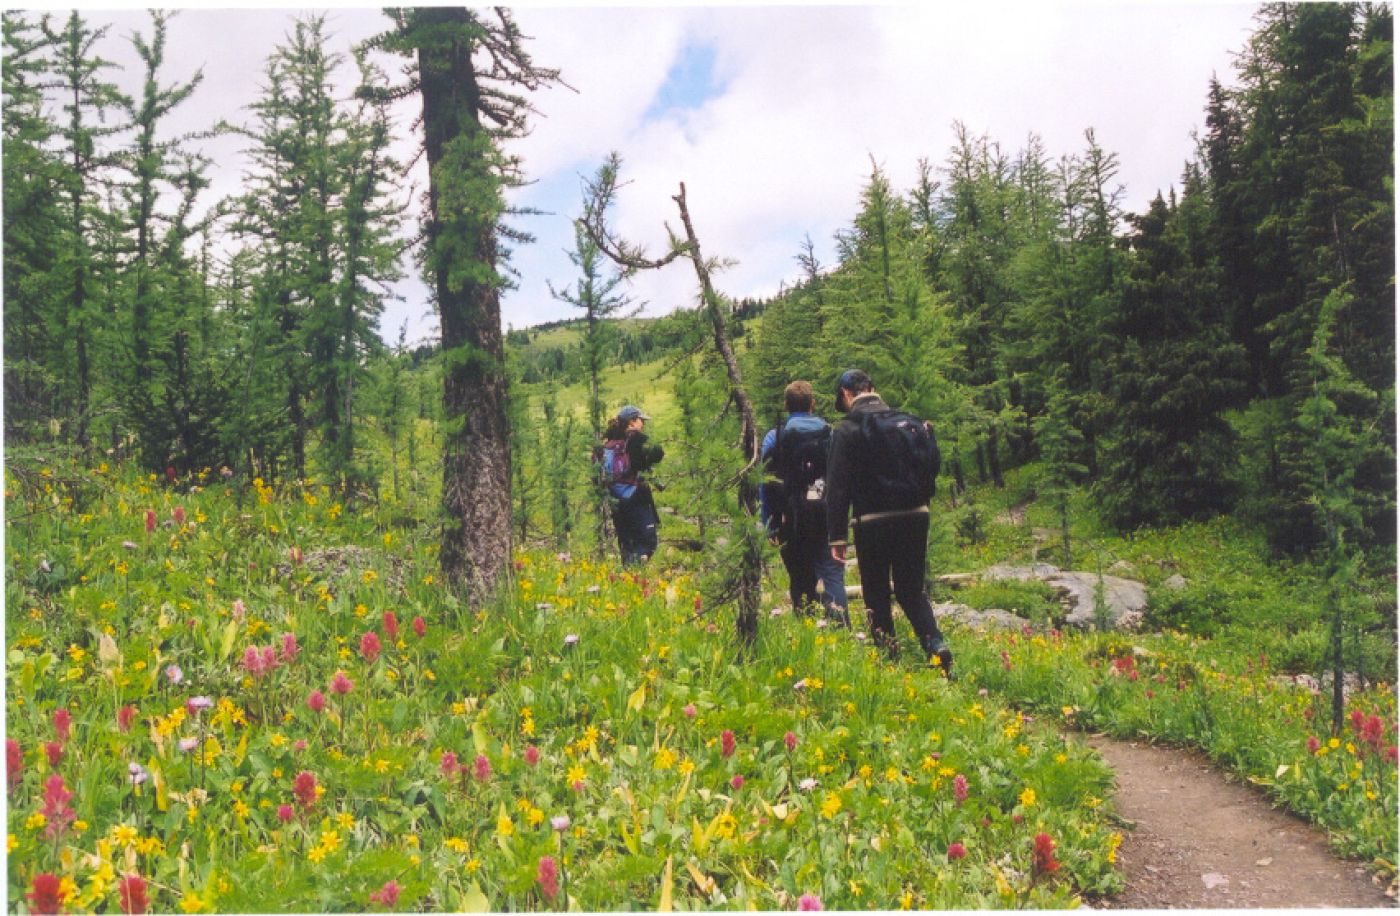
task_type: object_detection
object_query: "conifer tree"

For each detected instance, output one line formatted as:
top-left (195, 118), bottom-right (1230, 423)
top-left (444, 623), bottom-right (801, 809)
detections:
top-left (369, 8), bottom-right (562, 604)
top-left (1095, 178), bottom-right (1245, 529)
top-left (2, 12), bottom-right (65, 439)
top-left (37, 11), bottom-right (125, 447)
top-left (549, 179), bottom-right (634, 555)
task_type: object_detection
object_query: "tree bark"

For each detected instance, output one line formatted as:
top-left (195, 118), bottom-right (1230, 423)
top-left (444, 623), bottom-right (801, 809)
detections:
top-left (416, 8), bottom-right (513, 605)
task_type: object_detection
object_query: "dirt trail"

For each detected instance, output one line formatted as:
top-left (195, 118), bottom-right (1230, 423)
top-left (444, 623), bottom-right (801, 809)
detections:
top-left (1082, 735), bottom-right (1394, 908)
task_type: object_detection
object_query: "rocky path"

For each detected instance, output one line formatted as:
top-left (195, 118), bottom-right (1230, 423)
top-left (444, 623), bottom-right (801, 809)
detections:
top-left (1084, 735), bottom-right (1395, 909)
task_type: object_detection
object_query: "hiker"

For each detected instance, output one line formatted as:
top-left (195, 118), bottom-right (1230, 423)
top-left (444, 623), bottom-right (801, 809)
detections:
top-left (761, 381), bottom-right (850, 625)
top-left (599, 405), bottom-right (664, 566)
top-left (826, 369), bottom-right (953, 673)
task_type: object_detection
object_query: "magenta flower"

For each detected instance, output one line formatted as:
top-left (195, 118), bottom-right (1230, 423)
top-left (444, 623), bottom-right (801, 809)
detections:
top-left (412, 616), bottom-right (426, 639)
top-left (293, 771), bottom-right (317, 809)
top-left (683, 704), bottom-right (697, 719)
top-left (472, 754), bottom-right (491, 782)
top-left (730, 774), bottom-right (745, 790)
top-left (172, 506), bottom-right (186, 525)
top-left (369, 880), bottom-right (401, 907)
top-left (6, 738), bottom-right (21, 792)
top-left (232, 599), bottom-right (246, 621)
top-left (330, 671), bottom-right (353, 695)
top-left (1306, 735), bottom-right (1321, 755)
top-left (118, 872), bottom-right (149, 915)
top-left (281, 632), bottom-right (299, 663)
top-left (360, 631), bottom-right (382, 663)
top-left (537, 856), bottom-right (560, 901)
top-left (440, 751), bottom-right (459, 776)
top-left (382, 611), bottom-right (399, 641)
top-left (144, 510), bottom-right (157, 534)
top-left (523, 745), bottom-right (540, 766)
top-left (784, 730), bottom-right (798, 751)
top-left (721, 729), bottom-right (736, 758)
top-left (953, 773), bottom-right (969, 804)
top-left (52, 709), bottom-right (71, 742)
top-left (307, 690), bottom-right (327, 714)
top-left (277, 804), bottom-right (294, 823)
top-left (40, 774), bottom-right (75, 837)
top-left (797, 892), bottom-right (823, 911)
top-left (45, 741), bottom-right (63, 767)
top-left (948, 842), bottom-right (967, 860)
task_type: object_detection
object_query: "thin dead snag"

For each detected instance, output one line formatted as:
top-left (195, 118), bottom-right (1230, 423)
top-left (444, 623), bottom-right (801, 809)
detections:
top-left (581, 157), bottom-right (762, 640)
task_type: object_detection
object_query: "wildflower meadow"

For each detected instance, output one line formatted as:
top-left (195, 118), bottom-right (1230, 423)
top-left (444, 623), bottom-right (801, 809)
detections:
top-left (7, 458), bottom-right (1131, 912)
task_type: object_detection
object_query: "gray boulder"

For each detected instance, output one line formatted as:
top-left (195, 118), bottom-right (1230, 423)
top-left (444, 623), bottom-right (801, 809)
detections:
top-left (979, 565), bottom-right (1148, 631)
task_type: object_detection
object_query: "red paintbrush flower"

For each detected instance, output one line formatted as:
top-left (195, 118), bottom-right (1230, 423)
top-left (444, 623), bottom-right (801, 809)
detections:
top-left (1032, 832), bottom-right (1060, 877)
top-left (119, 874), bottom-right (149, 914)
top-left (27, 873), bottom-right (63, 914)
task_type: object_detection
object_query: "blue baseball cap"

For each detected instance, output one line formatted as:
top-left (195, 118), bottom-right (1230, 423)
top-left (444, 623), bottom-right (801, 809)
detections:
top-left (618, 405), bottom-right (651, 422)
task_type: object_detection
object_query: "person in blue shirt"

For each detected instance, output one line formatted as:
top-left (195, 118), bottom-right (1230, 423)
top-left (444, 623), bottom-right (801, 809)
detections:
top-left (761, 381), bottom-right (850, 625)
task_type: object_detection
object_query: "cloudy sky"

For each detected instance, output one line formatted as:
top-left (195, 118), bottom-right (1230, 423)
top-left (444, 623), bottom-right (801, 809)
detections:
top-left (75, 3), bottom-right (1260, 347)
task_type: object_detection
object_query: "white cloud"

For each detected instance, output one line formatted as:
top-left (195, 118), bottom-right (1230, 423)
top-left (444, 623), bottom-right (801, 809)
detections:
top-left (28, 4), bottom-right (1261, 340)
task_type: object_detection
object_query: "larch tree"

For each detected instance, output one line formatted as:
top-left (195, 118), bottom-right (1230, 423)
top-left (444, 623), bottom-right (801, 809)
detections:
top-left (581, 153), bottom-right (765, 641)
top-left (369, 7), bottom-right (562, 605)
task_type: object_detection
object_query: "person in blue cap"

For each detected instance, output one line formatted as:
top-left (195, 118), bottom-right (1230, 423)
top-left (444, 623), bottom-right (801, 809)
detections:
top-left (826, 369), bottom-right (952, 674)
top-left (599, 404), bottom-right (665, 565)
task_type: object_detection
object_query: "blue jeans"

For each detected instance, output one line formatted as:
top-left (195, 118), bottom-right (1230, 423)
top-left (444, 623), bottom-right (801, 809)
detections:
top-left (779, 528), bottom-right (850, 625)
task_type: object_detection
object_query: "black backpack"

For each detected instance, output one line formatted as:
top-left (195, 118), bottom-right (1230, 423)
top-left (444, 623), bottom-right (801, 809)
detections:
top-left (773, 423), bottom-right (832, 538)
top-left (858, 409), bottom-right (939, 510)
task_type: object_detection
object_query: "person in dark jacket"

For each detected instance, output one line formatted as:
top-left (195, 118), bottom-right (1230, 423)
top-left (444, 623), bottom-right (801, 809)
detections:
top-left (826, 369), bottom-right (952, 673)
top-left (602, 404), bottom-right (664, 565)
top-left (760, 381), bottom-right (850, 625)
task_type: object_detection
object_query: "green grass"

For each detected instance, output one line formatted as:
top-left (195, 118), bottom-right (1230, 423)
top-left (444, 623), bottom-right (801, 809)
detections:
top-left (5, 452), bottom-right (1127, 912)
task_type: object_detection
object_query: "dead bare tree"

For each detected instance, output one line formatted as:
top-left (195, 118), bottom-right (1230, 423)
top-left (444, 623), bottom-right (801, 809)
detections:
top-left (580, 153), bottom-right (763, 640)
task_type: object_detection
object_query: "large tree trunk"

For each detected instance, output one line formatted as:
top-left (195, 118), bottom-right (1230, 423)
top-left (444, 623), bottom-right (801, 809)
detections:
top-left (416, 8), bottom-right (512, 605)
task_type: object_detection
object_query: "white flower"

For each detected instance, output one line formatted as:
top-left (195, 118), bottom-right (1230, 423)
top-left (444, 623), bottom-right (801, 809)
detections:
top-left (793, 679), bottom-right (808, 691)
top-left (564, 634), bottom-right (579, 646)
top-left (586, 585), bottom-right (601, 594)
top-left (128, 762), bottom-right (148, 786)
top-left (770, 607), bottom-right (784, 618)
top-left (165, 664), bottom-right (183, 684)
top-left (178, 737), bottom-right (199, 753)
top-left (551, 815), bottom-right (571, 832)
top-left (815, 619), bottom-right (828, 629)
top-left (799, 778), bottom-right (818, 792)
top-left (853, 632), bottom-right (867, 642)
top-left (122, 540), bottom-right (138, 550)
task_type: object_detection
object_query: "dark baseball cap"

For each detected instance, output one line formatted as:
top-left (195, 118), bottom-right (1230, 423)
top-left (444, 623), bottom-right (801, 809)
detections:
top-left (834, 369), bottom-right (871, 408)
top-left (618, 405), bottom-right (651, 422)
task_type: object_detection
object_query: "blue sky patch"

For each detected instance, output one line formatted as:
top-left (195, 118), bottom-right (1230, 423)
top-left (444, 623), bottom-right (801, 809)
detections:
top-left (643, 43), bottom-right (724, 122)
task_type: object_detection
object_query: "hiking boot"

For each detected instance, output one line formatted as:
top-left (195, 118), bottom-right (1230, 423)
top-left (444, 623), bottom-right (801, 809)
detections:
top-left (928, 640), bottom-right (954, 677)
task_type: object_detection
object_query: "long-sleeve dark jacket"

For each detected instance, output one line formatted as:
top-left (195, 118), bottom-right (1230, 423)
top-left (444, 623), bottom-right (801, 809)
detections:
top-left (826, 392), bottom-right (929, 547)
top-left (625, 430), bottom-right (664, 477)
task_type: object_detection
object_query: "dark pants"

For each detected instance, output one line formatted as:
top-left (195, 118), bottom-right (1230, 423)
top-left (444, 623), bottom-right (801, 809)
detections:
top-left (780, 528), bottom-right (850, 624)
top-left (852, 512), bottom-right (945, 658)
top-left (613, 486), bottom-right (658, 566)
